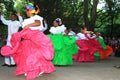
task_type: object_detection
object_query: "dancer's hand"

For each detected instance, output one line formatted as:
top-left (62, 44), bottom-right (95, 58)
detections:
top-left (23, 24), bottom-right (31, 30)
top-left (43, 19), bottom-right (47, 24)
top-left (23, 26), bottom-right (29, 30)
top-left (16, 11), bottom-right (20, 16)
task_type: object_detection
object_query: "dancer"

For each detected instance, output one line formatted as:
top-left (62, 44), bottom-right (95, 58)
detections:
top-left (95, 32), bottom-right (113, 60)
top-left (49, 18), bottom-right (66, 34)
top-left (0, 11), bottom-right (23, 67)
top-left (67, 28), bottom-right (76, 36)
top-left (1, 3), bottom-right (55, 80)
top-left (48, 18), bottom-right (78, 66)
top-left (73, 27), bottom-right (102, 62)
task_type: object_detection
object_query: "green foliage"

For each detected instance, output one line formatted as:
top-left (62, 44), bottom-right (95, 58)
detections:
top-left (0, 25), bottom-right (8, 36)
top-left (95, 0), bottom-right (120, 37)
top-left (0, 0), bottom-right (15, 36)
top-left (32, 0), bottom-right (84, 32)
top-left (0, 0), bottom-right (120, 37)
top-left (14, 0), bottom-right (27, 18)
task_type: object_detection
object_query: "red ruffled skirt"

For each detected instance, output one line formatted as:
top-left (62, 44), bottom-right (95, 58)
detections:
top-left (1, 28), bottom-right (55, 80)
top-left (73, 39), bottom-right (102, 62)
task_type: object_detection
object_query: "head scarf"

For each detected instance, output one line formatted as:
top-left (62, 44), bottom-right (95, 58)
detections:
top-left (26, 3), bottom-right (40, 14)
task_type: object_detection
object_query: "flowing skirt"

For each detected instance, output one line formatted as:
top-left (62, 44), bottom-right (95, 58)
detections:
top-left (73, 39), bottom-right (102, 62)
top-left (1, 28), bottom-right (55, 80)
top-left (48, 34), bottom-right (78, 65)
top-left (96, 38), bottom-right (113, 60)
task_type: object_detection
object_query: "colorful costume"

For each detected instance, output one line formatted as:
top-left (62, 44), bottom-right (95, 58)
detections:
top-left (1, 29), bottom-right (55, 80)
top-left (1, 3), bottom-right (55, 80)
top-left (48, 22), bottom-right (78, 65)
top-left (95, 37), bottom-right (113, 60)
top-left (73, 33), bottom-right (102, 62)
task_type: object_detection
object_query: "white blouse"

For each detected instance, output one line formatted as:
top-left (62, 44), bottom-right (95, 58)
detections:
top-left (49, 25), bottom-right (66, 34)
top-left (49, 26), bottom-right (61, 34)
top-left (76, 33), bottom-right (88, 40)
top-left (22, 15), bottom-right (44, 31)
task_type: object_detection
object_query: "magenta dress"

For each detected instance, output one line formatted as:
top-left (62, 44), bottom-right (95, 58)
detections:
top-left (1, 28), bottom-right (55, 80)
top-left (73, 34), bottom-right (102, 62)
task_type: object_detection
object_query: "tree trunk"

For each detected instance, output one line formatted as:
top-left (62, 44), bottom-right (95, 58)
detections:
top-left (83, 0), bottom-right (89, 29)
top-left (84, 0), bottom-right (98, 31)
top-left (89, 0), bottom-right (99, 31)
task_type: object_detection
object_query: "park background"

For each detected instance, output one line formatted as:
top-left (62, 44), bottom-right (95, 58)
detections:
top-left (0, 0), bottom-right (120, 38)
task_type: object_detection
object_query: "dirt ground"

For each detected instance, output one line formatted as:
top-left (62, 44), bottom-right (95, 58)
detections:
top-left (0, 56), bottom-right (120, 80)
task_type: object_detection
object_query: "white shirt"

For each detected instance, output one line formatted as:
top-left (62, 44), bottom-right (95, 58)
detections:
top-left (22, 15), bottom-right (44, 31)
top-left (59, 25), bottom-right (66, 34)
top-left (49, 26), bottom-right (61, 34)
top-left (42, 23), bottom-right (48, 32)
top-left (76, 33), bottom-right (88, 40)
top-left (0, 15), bottom-right (22, 45)
top-left (68, 31), bottom-right (76, 36)
top-left (49, 25), bottom-right (66, 34)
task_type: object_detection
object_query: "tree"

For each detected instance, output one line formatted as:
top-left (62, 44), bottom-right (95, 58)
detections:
top-left (1, 0), bottom-right (120, 37)
top-left (30, 0), bottom-right (84, 32)
top-left (95, 0), bottom-right (120, 37)
top-left (0, 0), bottom-right (15, 36)
top-left (105, 0), bottom-right (120, 37)
top-left (83, 0), bottom-right (99, 31)
top-left (14, 0), bottom-right (27, 18)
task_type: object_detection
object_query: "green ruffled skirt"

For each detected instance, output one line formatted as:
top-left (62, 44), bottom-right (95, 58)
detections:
top-left (48, 34), bottom-right (78, 65)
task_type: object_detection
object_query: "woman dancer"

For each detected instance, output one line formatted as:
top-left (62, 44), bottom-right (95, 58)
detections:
top-left (95, 32), bottom-right (113, 60)
top-left (1, 3), bottom-right (55, 80)
top-left (48, 18), bottom-right (78, 65)
top-left (73, 27), bottom-right (102, 62)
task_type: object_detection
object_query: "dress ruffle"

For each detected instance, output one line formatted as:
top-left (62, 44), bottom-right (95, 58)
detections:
top-left (73, 38), bottom-right (102, 62)
top-left (96, 38), bottom-right (113, 60)
top-left (1, 28), bottom-right (55, 80)
top-left (48, 34), bottom-right (78, 65)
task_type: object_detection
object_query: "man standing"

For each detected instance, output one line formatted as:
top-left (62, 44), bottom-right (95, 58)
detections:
top-left (0, 11), bottom-right (23, 67)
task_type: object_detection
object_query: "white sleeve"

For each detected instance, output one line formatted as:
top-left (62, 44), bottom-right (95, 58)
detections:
top-left (76, 33), bottom-right (84, 40)
top-left (17, 21), bottom-right (22, 27)
top-left (61, 25), bottom-right (66, 31)
top-left (75, 36), bottom-right (80, 40)
top-left (61, 25), bottom-right (66, 34)
top-left (49, 27), bottom-right (55, 34)
top-left (0, 15), bottom-right (11, 25)
top-left (76, 33), bottom-right (80, 40)
top-left (18, 16), bottom-right (23, 23)
top-left (49, 27), bottom-right (53, 33)
top-left (42, 23), bottom-right (48, 32)
top-left (72, 31), bottom-right (76, 35)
